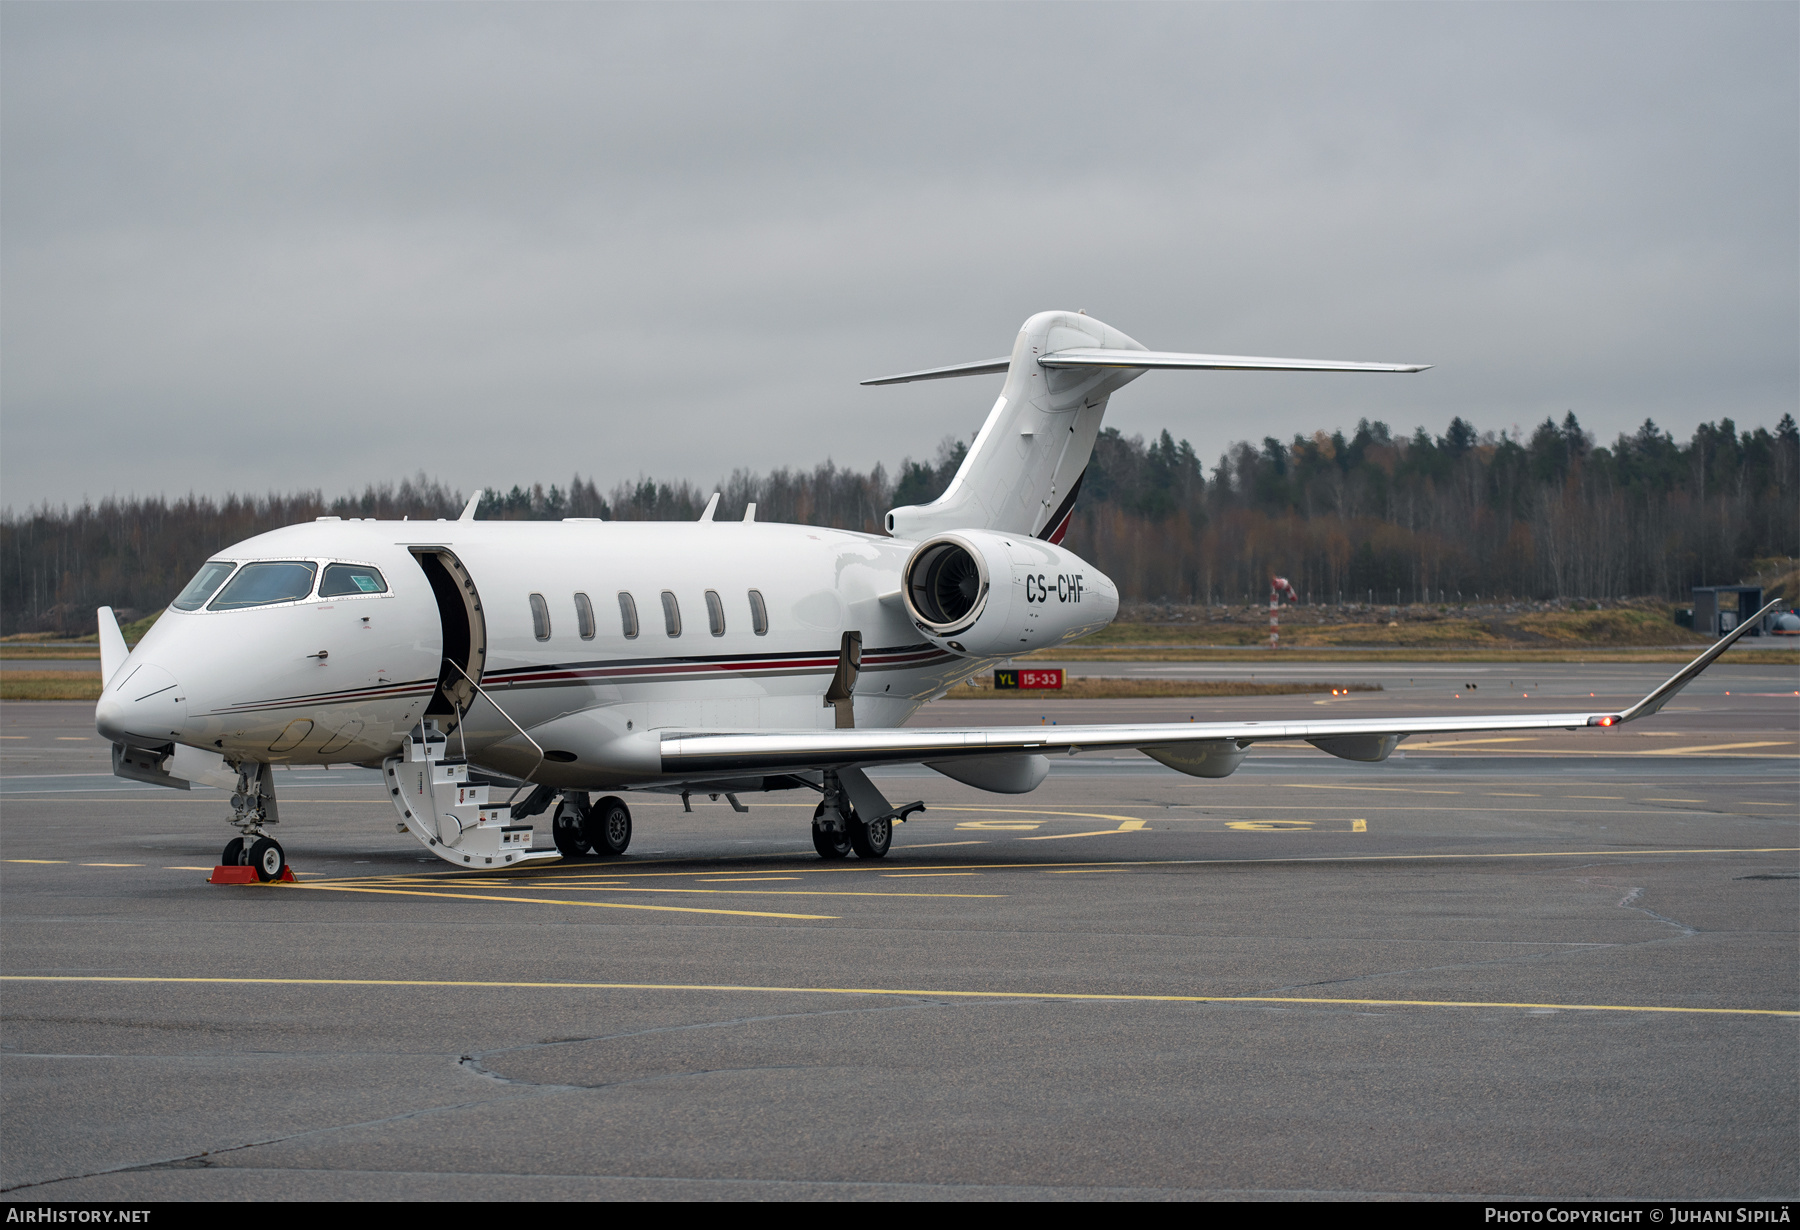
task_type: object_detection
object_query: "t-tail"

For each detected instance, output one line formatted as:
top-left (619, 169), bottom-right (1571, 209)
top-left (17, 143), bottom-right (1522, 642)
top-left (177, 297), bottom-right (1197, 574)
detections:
top-left (868, 310), bottom-right (1428, 543)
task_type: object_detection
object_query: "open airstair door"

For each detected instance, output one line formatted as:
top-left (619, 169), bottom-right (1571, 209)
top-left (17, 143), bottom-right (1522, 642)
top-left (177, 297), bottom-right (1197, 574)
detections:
top-left (410, 547), bottom-right (487, 733)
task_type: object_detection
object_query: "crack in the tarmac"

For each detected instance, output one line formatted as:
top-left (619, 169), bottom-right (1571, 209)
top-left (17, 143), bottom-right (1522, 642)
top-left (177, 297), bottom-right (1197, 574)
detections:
top-left (459, 1001), bottom-right (931, 1089)
top-left (1, 1001), bottom-right (982, 1190)
top-left (1259, 874), bottom-right (1711, 996)
top-left (0, 1093), bottom-right (536, 1194)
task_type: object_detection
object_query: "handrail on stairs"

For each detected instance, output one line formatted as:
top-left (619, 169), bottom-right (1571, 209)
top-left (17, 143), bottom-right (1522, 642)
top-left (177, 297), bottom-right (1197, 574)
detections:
top-left (442, 657), bottom-right (547, 804)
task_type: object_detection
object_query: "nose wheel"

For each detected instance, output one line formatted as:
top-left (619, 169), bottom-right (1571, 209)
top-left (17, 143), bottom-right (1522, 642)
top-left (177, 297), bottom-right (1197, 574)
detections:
top-left (220, 835), bottom-right (286, 881)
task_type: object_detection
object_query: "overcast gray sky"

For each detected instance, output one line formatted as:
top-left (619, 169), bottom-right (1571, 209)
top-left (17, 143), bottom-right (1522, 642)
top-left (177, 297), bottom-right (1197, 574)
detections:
top-left (3, 2), bottom-right (1795, 511)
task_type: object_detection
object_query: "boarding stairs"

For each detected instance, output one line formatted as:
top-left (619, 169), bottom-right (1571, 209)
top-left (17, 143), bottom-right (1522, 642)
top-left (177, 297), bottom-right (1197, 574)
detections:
top-left (383, 721), bottom-right (560, 869)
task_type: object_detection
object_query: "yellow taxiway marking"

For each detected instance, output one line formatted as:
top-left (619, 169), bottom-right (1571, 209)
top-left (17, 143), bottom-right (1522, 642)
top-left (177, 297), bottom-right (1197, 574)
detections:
top-left (290, 882), bottom-right (837, 920)
top-left (1486, 793), bottom-right (1539, 797)
top-left (79, 862), bottom-right (141, 867)
top-left (1405, 737), bottom-right (1540, 749)
top-left (878, 872), bottom-right (980, 879)
top-left (297, 844), bottom-right (1796, 894)
top-left (939, 806), bottom-right (1150, 826)
top-left (2, 974), bottom-right (1789, 1019)
top-left (4, 859), bottom-right (69, 865)
top-left (1646, 742), bottom-right (1794, 756)
top-left (698, 877), bottom-right (799, 883)
top-left (1020, 819), bottom-right (1146, 841)
top-left (1449, 749), bottom-right (1797, 759)
top-left (956, 821), bottom-right (1040, 831)
top-left (368, 881), bottom-right (1000, 900)
top-left (1744, 802), bottom-right (1795, 808)
top-left (1042, 868), bottom-right (1130, 874)
top-left (1284, 785), bottom-right (1462, 795)
top-left (598, 887), bottom-right (1002, 899)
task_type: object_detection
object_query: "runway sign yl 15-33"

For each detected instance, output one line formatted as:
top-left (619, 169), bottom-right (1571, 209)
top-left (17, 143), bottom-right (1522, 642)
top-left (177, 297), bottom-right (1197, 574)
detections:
top-left (994, 669), bottom-right (1064, 690)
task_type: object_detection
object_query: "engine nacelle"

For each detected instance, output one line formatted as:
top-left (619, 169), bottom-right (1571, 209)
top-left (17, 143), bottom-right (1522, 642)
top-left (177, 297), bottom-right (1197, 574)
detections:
top-left (900, 531), bottom-right (1118, 657)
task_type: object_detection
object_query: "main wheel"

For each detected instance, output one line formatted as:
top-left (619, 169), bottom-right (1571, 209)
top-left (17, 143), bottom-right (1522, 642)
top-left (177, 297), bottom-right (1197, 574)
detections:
top-left (811, 803), bottom-right (852, 860)
top-left (584, 795), bottom-right (632, 857)
top-left (221, 837), bottom-right (246, 866)
top-left (551, 797), bottom-right (591, 858)
top-left (848, 813), bottom-right (892, 860)
top-left (247, 837), bottom-right (285, 882)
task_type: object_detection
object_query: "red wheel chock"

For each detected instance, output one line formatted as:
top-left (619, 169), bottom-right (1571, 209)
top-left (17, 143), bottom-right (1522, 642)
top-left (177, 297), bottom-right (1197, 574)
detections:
top-left (207, 865), bottom-right (298, 885)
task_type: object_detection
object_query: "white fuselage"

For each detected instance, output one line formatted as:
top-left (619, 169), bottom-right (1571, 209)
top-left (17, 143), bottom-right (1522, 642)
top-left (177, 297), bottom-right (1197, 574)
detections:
top-left (95, 516), bottom-right (1057, 790)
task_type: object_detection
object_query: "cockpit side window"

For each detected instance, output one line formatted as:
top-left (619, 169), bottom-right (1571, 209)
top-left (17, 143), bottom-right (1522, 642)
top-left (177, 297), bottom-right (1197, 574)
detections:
top-left (171, 561), bottom-right (237, 611)
top-left (319, 563), bottom-right (388, 598)
top-left (207, 561), bottom-right (319, 611)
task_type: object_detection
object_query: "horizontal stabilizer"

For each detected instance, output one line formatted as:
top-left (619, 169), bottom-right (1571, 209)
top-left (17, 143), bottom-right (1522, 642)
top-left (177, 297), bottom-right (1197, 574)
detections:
top-left (1038, 348), bottom-right (1430, 373)
top-left (860, 357), bottom-right (1012, 386)
top-left (863, 348), bottom-right (1428, 386)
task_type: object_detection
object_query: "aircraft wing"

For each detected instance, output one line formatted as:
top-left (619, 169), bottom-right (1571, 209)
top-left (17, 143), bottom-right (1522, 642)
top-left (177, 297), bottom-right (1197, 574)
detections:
top-left (660, 601), bottom-right (1780, 777)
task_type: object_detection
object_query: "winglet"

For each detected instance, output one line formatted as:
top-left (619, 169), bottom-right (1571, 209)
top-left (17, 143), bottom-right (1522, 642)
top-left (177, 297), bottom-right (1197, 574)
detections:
top-left (1618, 598), bottom-right (1785, 723)
top-left (699, 492), bottom-right (720, 522)
top-left (459, 490), bottom-right (483, 522)
top-left (97, 607), bottom-right (129, 688)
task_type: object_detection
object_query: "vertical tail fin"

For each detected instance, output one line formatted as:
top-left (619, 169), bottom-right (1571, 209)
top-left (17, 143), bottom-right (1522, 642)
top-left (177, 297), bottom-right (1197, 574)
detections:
top-left (884, 311), bottom-right (1147, 541)
top-left (873, 312), bottom-right (1427, 543)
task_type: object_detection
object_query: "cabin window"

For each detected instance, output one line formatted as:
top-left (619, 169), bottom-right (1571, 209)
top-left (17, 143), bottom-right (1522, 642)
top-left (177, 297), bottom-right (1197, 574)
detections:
top-left (661, 591), bottom-right (682, 638)
top-left (705, 590), bottom-right (726, 637)
top-left (319, 563), bottom-right (388, 598)
top-left (574, 593), bottom-right (595, 640)
top-left (172, 561), bottom-right (237, 611)
top-left (748, 589), bottom-right (768, 636)
top-left (208, 561), bottom-right (318, 611)
top-left (618, 592), bottom-right (639, 639)
top-left (529, 593), bottom-right (551, 641)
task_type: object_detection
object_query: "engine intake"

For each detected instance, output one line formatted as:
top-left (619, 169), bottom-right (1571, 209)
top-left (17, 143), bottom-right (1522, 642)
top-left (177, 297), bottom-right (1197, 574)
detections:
top-left (900, 531), bottom-right (1118, 657)
top-left (907, 538), bottom-right (990, 633)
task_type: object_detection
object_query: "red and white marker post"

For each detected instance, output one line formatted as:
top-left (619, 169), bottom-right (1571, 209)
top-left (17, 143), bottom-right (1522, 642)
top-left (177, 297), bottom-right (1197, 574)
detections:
top-left (1268, 576), bottom-right (1298, 648)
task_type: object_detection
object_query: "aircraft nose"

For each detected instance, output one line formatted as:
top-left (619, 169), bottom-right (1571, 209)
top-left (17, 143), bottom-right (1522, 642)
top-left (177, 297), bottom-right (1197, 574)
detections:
top-left (95, 663), bottom-right (188, 745)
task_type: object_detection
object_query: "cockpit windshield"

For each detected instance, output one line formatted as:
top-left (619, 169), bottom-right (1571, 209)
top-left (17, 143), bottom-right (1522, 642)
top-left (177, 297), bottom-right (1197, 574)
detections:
top-left (170, 561), bottom-right (237, 611)
top-left (208, 561), bottom-right (318, 611)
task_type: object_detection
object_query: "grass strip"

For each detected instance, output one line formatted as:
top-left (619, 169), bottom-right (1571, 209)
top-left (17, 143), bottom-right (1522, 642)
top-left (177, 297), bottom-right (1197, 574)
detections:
top-left (2, 671), bottom-right (102, 700)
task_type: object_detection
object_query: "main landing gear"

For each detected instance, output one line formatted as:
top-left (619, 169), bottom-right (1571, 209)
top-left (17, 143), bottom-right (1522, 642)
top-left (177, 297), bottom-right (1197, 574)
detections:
top-left (220, 761), bottom-right (286, 881)
top-left (810, 768), bottom-right (915, 861)
top-left (551, 793), bottom-right (633, 858)
top-left (810, 802), bottom-right (891, 860)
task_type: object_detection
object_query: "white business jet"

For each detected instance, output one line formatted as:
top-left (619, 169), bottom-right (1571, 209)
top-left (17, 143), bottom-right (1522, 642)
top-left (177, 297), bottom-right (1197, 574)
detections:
top-left (93, 310), bottom-right (1776, 880)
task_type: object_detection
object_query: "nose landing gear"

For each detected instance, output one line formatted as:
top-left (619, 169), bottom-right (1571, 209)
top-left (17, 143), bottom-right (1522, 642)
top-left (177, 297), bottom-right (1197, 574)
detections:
top-left (219, 762), bottom-right (287, 881)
